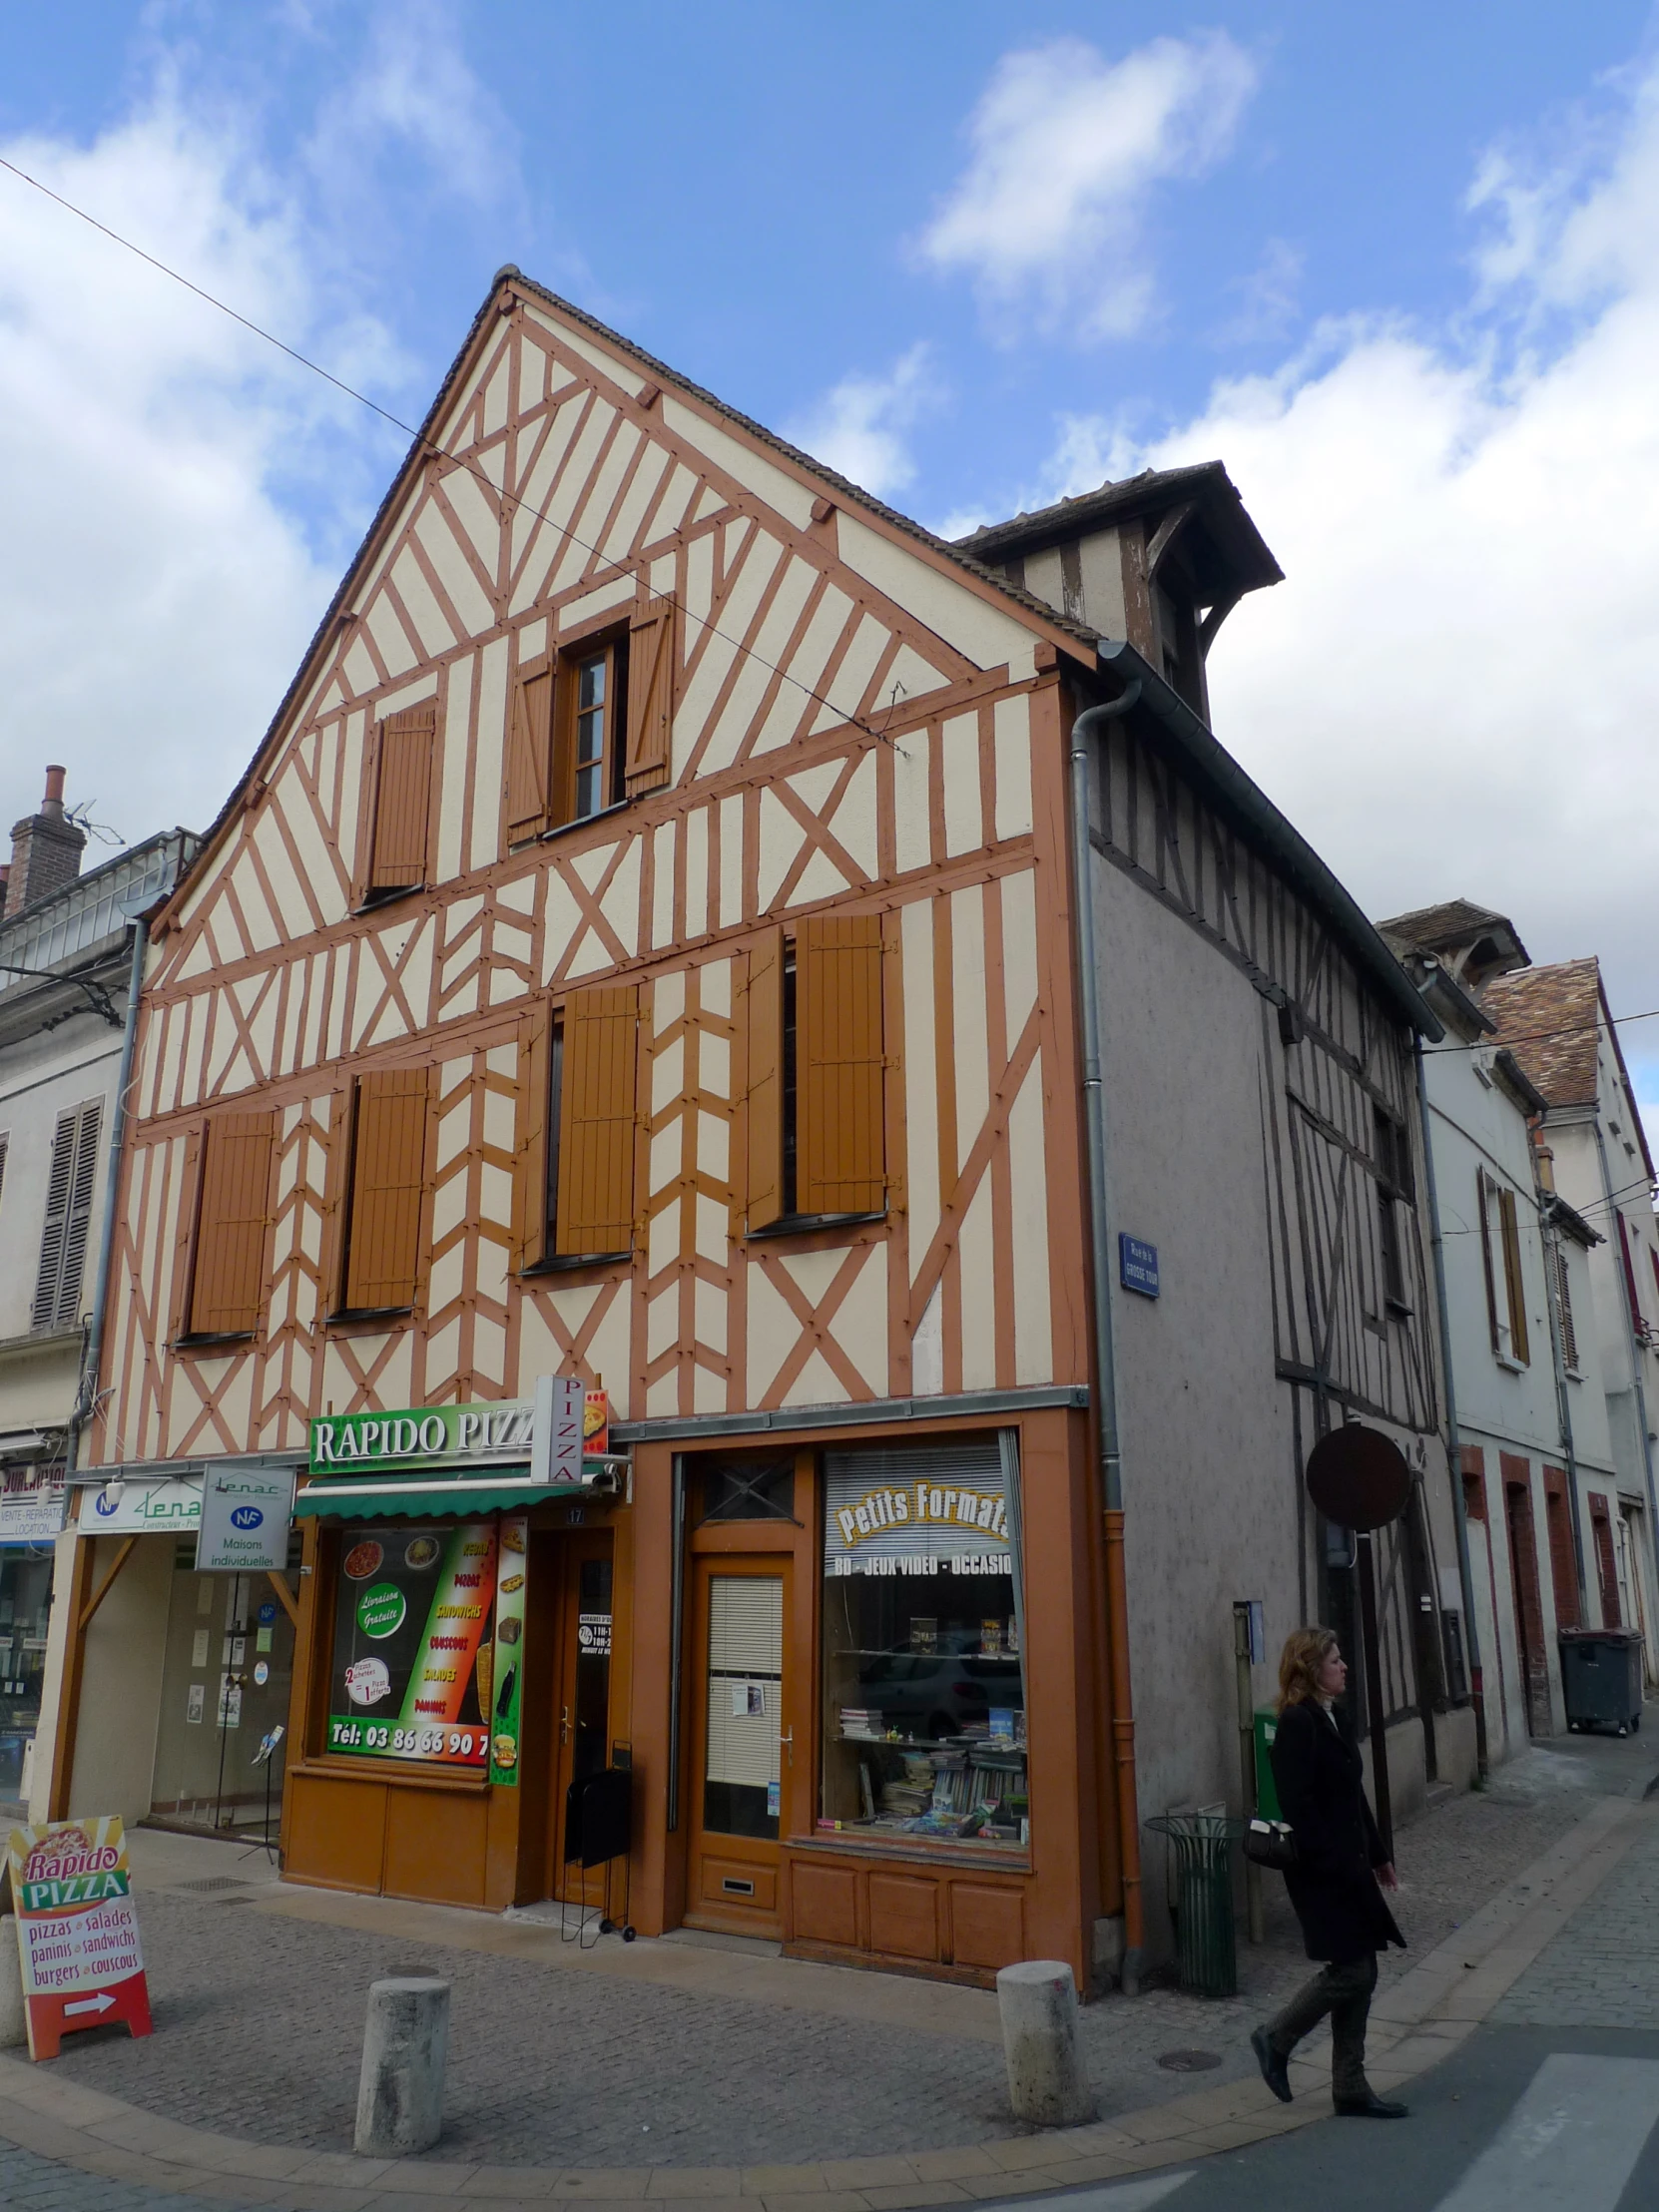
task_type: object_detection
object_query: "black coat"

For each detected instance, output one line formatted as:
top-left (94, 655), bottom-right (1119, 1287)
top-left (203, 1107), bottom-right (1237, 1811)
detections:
top-left (1270, 1697), bottom-right (1405, 1964)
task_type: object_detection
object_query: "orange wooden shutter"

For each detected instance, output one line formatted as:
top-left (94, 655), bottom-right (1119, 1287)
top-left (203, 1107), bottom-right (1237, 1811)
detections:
top-left (1476, 1172), bottom-right (1500, 1353)
top-left (370, 705), bottom-right (436, 888)
top-left (555, 987), bottom-right (638, 1256)
top-left (505, 668), bottom-right (555, 839)
top-left (343, 1068), bottom-right (429, 1309)
top-left (513, 1010), bottom-right (550, 1270)
top-left (744, 931), bottom-right (785, 1232)
top-left (189, 1112), bottom-right (276, 1335)
top-left (797, 913), bottom-right (885, 1217)
top-left (624, 599), bottom-right (675, 797)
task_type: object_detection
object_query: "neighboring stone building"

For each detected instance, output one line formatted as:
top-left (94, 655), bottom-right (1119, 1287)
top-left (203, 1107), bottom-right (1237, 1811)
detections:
top-left (0, 770), bottom-right (194, 1812)
top-left (1382, 902), bottom-right (1620, 1763)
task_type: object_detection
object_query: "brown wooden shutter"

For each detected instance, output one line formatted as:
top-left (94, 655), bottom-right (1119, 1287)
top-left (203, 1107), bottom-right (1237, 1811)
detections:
top-left (370, 705), bottom-right (436, 889)
top-left (1590, 1495), bottom-right (1621, 1625)
top-left (797, 913), bottom-right (885, 1217)
top-left (1555, 1245), bottom-right (1580, 1370)
top-left (1476, 1172), bottom-right (1500, 1353)
top-left (512, 1010), bottom-right (550, 1271)
top-left (744, 931), bottom-right (785, 1232)
top-left (1497, 1188), bottom-right (1530, 1365)
top-left (505, 668), bottom-right (555, 840)
top-left (343, 1069), bottom-right (429, 1310)
top-left (188, 1112), bottom-right (276, 1336)
top-left (624, 599), bottom-right (675, 797)
top-left (1618, 1212), bottom-right (1646, 1340)
top-left (555, 988), bottom-right (638, 1256)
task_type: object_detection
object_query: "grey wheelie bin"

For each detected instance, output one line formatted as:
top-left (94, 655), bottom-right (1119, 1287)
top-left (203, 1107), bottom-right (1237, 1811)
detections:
top-left (1559, 1627), bottom-right (1644, 1736)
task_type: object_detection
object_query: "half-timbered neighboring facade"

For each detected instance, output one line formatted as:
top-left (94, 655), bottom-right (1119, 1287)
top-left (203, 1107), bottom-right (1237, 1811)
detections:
top-left (45, 269), bottom-right (1466, 1988)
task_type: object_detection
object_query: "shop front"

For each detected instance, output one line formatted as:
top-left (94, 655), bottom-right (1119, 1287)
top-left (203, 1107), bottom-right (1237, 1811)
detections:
top-left (277, 1390), bottom-right (1107, 1992)
top-left (281, 1389), bottom-right (632, 1915)
top-left (0, 1443), bottom-right (68, 1815)
top-left (47, 1459), bottom-right (303, 1835)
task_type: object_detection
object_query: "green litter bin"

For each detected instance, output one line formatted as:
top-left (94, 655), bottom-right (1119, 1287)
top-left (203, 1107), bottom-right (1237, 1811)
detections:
top-left (1145, 1811), bottom-right (1246, 1997)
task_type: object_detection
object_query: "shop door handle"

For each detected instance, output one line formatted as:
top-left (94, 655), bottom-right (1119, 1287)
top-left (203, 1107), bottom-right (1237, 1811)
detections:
top-left (560, 1705), bottom-right (571, 1745)
top-left (779, 1726), bottom-right (794, 1767)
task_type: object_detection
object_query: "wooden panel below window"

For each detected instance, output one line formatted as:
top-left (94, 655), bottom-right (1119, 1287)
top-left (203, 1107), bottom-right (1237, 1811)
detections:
top-left (382, 1789), bottom-right (491, 1908)
top-left (700, 1856), bottom-right (779, 1914)
top-left (867, 1873), bottom-right (939, 1960)
top-left (950, 1884), bottom-right (1025, 1970)
top-left (284, 1773), bottom-right (388, 1894)
top-left (789, 1861), bottom-right (857, 1948)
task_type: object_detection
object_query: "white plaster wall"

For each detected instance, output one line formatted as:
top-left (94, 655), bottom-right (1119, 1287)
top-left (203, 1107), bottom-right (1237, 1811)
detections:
top-left (1089, 854), bottom-right (1292, 1937)
top-left (67, 1530), bottom-right (174, 1825)
top-left (0, 1011), bottom-right (123, 1355)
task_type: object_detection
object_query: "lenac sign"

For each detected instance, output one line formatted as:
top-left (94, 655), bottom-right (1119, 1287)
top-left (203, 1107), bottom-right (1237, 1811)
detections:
top-left (195, 1463), bottom-right (296, 1573)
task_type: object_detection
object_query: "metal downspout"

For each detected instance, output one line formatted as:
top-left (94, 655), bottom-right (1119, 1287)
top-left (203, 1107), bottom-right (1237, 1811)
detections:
top-left (1593, 1122), bottom-right (1659, 1596)
top-left (66, 916), bottom-right (148, 1477)
top-left (1069, 682), bottom-right (1143, 1993)
top-left (1413, 1040), bottom-right (1488, 1777)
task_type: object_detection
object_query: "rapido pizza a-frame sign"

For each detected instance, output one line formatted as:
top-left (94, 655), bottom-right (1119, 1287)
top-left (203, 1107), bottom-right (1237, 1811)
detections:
top-left (4, 1818), bottom-right (153, 2058)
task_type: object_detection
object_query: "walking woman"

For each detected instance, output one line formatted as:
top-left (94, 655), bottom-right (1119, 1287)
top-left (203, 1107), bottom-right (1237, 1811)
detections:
top-left (1251, 1625), bottom-right (1407, 2118)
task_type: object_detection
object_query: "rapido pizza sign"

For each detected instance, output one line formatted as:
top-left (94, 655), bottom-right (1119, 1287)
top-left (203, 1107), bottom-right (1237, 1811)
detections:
top-left (4, 1818), bottom-right (153, 2060)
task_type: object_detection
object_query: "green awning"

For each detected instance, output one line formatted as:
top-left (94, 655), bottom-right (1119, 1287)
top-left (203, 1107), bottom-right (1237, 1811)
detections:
top-left (293, 1473), bottom-right (587, 1520)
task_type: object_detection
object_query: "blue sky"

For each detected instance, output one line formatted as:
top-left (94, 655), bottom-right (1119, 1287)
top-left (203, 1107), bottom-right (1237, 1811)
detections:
top-left (4, 3), bottom-right (1659, 1098)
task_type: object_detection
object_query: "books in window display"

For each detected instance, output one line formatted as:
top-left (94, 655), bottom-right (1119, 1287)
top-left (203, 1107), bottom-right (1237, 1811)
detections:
top-left (839, 1709), bottom-right (885, 1740)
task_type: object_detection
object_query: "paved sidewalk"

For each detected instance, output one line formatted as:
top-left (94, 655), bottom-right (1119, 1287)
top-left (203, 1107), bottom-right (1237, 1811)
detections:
top-left (0, 1728), bottom-right (1652, 2210)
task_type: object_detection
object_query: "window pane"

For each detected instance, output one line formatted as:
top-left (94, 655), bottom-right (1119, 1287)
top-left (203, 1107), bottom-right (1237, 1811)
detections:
top-left (821, 1438), bottom-right (1027, 1851)
top-left (705, 1575), bottom-right (782, 1840)
top-left (698, 1456), bottom-right (795, 1523)
top-left (578, 655), bottom-right (605, 712)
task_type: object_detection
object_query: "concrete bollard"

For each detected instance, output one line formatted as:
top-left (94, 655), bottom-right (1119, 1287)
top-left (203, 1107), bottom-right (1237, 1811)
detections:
top-left (0, 1918), bottom-right (25, 2050)
top-left (996, 1958), bottom-right (1093, 2126)
top-left (354, 1977), bottom-right (450, 2157)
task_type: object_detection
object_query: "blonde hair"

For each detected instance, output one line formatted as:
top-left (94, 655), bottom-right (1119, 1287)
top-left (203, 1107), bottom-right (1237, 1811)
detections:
top-left (1277, 1625), bottom-right (1339, 1714)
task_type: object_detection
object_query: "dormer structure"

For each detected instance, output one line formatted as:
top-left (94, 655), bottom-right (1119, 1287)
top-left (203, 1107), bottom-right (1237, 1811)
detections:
top-left (954, 462), bottom-right (1282, 721)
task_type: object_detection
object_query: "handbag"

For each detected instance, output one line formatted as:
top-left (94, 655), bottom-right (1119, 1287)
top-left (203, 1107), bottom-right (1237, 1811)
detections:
top-left (1243, 1817), bottom-right (1298, 1872)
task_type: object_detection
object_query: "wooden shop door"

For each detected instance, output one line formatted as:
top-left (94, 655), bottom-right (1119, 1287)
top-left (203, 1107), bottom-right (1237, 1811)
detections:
top-left (547, 1531), bottom-right (617, 1906)
top-left (687, 1554), bottom-right (797, 1936)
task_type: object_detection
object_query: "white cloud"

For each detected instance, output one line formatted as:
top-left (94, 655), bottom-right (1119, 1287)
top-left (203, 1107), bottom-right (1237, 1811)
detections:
top-left (783, 344), bottom-right (936, 499)
top-left (917, 33), bottom-right (1258, 340)
top-left (1037, 61), bottom-right (1659, 1078)
top-left (0, 9), bottom-right (517, 863)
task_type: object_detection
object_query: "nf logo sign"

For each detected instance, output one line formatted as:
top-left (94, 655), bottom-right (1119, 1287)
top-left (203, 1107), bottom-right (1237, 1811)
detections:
top-left (93, 1491), bottom-right (119, 1517)
top-left (195, 1466), bottom-right (295, 1573)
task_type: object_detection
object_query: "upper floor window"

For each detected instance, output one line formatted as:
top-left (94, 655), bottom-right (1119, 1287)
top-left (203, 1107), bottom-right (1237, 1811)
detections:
top-left (517, 986), bottom-right (640, 1269)
top-left (505, 599), bottom-right (676, 845)
top-left (334, 1068), bottom-right (431, 1318)
top-left (179, 1112), bottom-right (276, 1342)
top-left (1373, 1108), bottom-right (1412, 1314)
top-left (32, 1101), bottom-right (101, 1334)
top-left (363, 704), bottom-right (436, 902)
top-left (743, 916), bottom-right (885, 1234)
top-left (1477, 1169), bottom-right (1530, 1367)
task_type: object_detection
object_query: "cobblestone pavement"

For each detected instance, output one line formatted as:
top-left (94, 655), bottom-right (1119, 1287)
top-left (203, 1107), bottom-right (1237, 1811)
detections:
top-left (22, 1730), bottom-right (1646, 2174)
top-left (0, 2144), bottom-right (229, 2212)
top-left (1491, 1804), bottom-right (1659, 2027)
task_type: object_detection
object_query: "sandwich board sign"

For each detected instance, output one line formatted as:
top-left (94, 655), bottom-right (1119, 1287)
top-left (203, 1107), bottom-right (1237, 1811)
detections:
top-left (4, 1818), bottom-right (153, 2059)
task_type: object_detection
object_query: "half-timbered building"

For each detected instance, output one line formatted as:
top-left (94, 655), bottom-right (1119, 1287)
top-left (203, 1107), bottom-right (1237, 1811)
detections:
top-left (44, 269), bottom-right (1467, 1989)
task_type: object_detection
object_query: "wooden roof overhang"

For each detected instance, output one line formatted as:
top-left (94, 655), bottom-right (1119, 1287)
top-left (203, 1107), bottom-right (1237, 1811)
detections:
top-left (150, 269), bottom-right (1100, 935)
top-left (1087, 638), bottom-right (1443, 1043)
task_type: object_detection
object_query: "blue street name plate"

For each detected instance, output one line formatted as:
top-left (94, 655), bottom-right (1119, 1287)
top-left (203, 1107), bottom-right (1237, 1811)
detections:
top-left (1119, 1235), bottom-right (1160, 1298)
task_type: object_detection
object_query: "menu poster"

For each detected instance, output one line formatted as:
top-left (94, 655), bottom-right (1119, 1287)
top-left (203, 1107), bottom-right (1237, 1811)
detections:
top-left (5, 1817), bottom-right (152, 2061)
top-left (327, 1522), bottom-right (498, 1766)
top-left (488, 1517), bottom-right (528, 1785)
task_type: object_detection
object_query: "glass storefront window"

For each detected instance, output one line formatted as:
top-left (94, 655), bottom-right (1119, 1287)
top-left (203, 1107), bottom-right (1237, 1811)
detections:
top-left (326, 1520), bottom-right (497, 1767)
top-left (820, 1436), bottom-right (1027, 1851)
top-left (0, 1547), bottom-right (55, 1813)
top-left (151, 1538), bottom-right (299, 1833)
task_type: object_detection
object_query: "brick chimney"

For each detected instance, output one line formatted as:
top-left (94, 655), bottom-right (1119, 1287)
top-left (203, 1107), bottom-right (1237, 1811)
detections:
top-left (8, 767), bottom-right (86, 915)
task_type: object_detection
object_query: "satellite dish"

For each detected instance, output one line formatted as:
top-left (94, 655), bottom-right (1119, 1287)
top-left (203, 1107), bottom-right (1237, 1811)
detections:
top-left (1305, 1425), bottom-right (1412, 1532)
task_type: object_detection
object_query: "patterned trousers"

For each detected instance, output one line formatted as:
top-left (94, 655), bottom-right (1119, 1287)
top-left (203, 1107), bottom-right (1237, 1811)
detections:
top-left (1265, 1952), bottom-right (1379, 2100)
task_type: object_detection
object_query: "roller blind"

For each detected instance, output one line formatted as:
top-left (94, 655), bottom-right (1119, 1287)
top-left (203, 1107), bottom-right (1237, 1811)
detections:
top-left (370, 705), bottom-right (435, 889)
top-left (797, 913), bottom-right (884, 1217)
top-left (189, 1112), bottom-right (276, 1336)
top-left (342, 1069), bottom-right (428, 1311)
top-left (555, 986), bottom-right (638, 1257)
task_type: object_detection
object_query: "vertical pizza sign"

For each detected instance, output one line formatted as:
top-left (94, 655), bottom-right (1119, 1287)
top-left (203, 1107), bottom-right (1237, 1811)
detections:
top-left (5, 1818), bottom-right (153, 2059)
